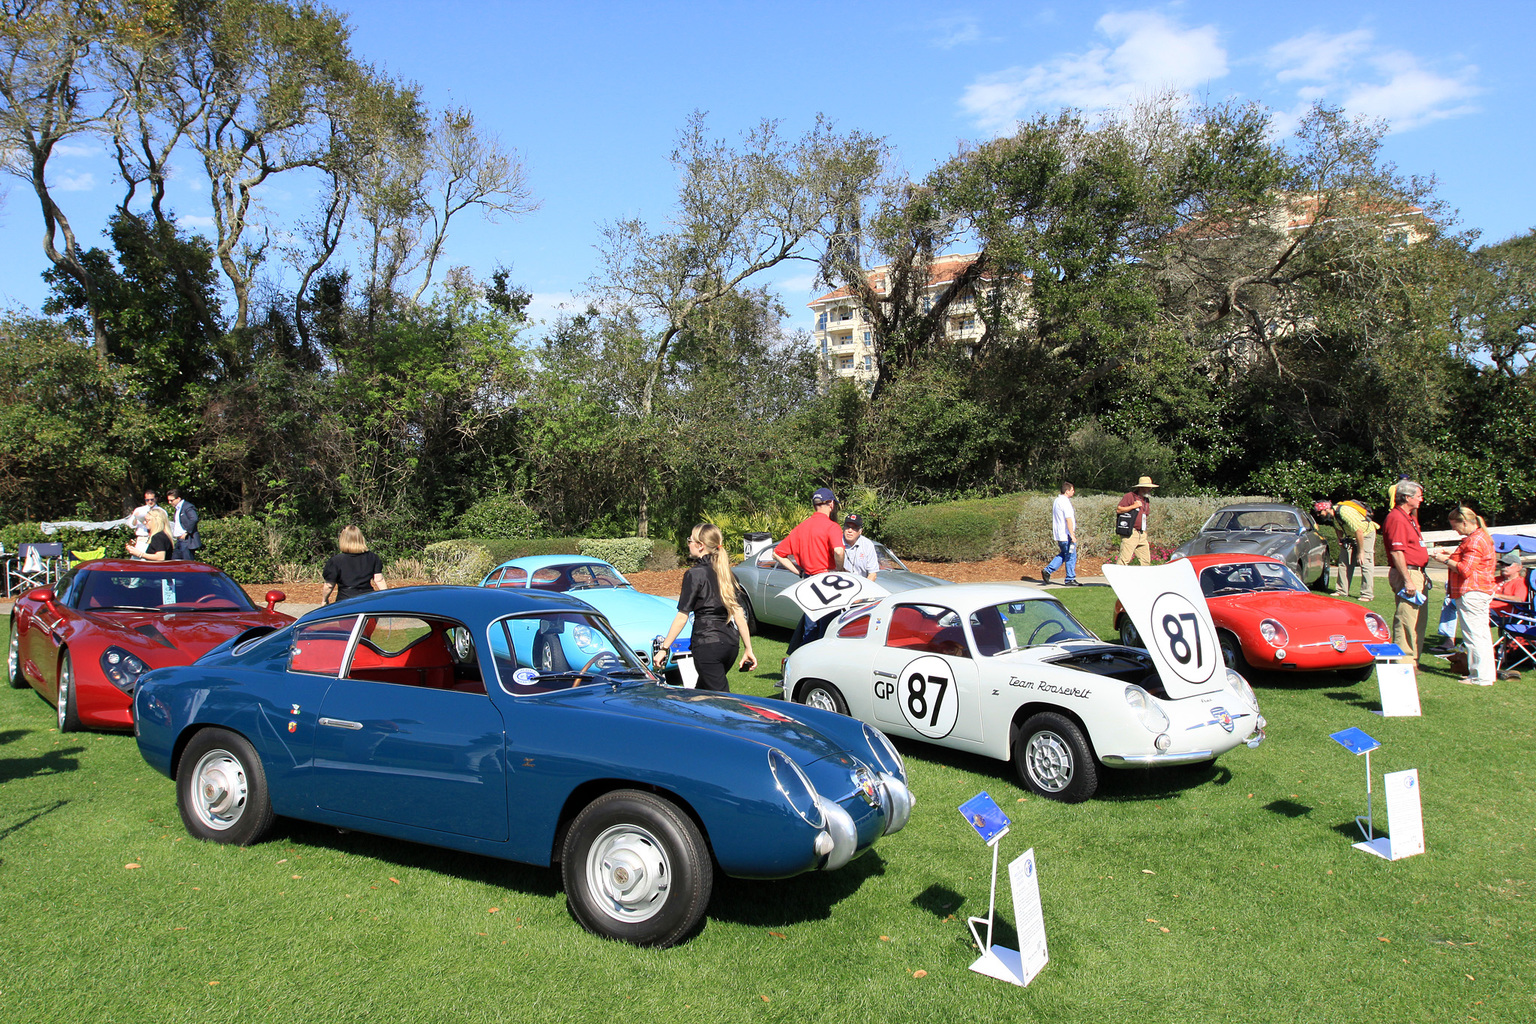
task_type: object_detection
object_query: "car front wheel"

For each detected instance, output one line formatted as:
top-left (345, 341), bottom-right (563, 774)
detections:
top-left (1117, 614), bottom-right (1143, 649)
top-left (561, 789), bottom-right (712, 947)
top-left (8, 618), bottom-right (25, 688)
top-left (1014, 712), bottom-right (1098, 803)
top-left (177, 728), bottom-right (275, 846)
top-left (797, 679), bottom-right (849, 716)
top-left (56, 650), bottom-right (80, 732)
top-left (1218, 631), bottom-right (1250, 673)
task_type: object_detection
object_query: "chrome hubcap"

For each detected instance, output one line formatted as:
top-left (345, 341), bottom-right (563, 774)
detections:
top-left (804, 688), bottom-right (837, 713)
top-left (56, 660), bottom-right (70, 728)
top-left (1025, 730), bottom-right (1073, 792)
top-left (586, 824), bottom-right (670, 923)
top-left (192, 750), bottom-right (248, 830)
top-left (7, 625), bottom-right (18, 681)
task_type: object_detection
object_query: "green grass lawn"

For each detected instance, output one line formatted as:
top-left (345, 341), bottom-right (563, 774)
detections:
top-left (1, 589), bottom-right (1531, 1023)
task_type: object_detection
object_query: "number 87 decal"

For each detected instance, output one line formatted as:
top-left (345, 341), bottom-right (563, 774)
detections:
top-left (1148, 592), bottom-right (1218, 685)
top-left (898, 655), bottom-right (959, 738)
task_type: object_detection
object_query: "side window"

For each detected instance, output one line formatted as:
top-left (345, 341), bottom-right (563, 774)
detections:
top-left (346, 616), bottom-right (484, 694)
top-left (290, 617), bottom-right (358, 676)
top-left (885, 604), bottom-right (970, 658)
top-left (530, 567), bottom-right (564, 591)
top-left (836, 612), bottom-right (871, 639)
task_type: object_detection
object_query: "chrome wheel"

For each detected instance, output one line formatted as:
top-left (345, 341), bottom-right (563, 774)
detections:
top-left (798, 681), bottom-right (848, 716)
top-left (7, 620), bottom-right (23, 688)
top-left (56, 651), bottom-right (80, 732)
top-left (804, 688), bottom-right (838, 713)
top-left (585, 823), bottom-right (672, 925)
top-left (1023, 729), bottom-right (1074, 793)
top-left (189, 748), bottom-right (250, 832)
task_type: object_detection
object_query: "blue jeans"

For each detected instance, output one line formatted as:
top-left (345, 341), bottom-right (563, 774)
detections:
top-left (1045, 541), bottom-right (1077, 580)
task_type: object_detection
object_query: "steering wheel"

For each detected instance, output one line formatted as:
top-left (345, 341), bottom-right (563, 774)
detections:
top-left (1027, 621), bottom-right (1068, 646)
top-left (578, 651), bottom-right (621, 675)
top-left (194, 594), bottom-right (223, 604)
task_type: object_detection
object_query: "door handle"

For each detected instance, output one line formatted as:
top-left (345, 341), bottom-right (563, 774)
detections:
top-left (318, 717), bottom-right (363, 730)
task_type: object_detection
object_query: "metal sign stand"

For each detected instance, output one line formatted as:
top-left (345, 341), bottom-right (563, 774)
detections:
top-left (1330, 727), bottom-right (1391, 855)
top-left (967, 828), bottom-right (1028, 986)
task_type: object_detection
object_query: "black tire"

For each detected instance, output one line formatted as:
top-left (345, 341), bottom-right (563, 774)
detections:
top-left (1218, 631), bottom-right (1250, 673)
top-left (796, 679), bottom-right (849, 716)
top-left (176, 728), bottom-right (275, 846)
top-left (534, 632), bottom-right (570, 673)
top-left (736, 587), bottom-right (757, 635)
top-left (561, 789), bottom-right (712, 947)
top-left (1013, 711), bottom-right (1098, 802)
top-left (1338, 662), bottom-right (1375, 683)
top-left (56, 650), bottom-right (80, 732)
top-left (1117, 614), bottom-right (1144, 649)
top-left (8, 616), bottom-right (26, 688)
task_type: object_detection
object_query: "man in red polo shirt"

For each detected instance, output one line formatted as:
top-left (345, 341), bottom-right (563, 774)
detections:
top-left (775, 487), bottom-right (847, 653)
top-left (1383, 479), bottom-right (1430, 663)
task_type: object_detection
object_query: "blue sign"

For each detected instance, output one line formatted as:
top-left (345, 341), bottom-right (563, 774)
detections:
top-left (959, 792), bottom-right (1011, 844)
top-left (1330, 727), bottom-right (1381, 756)
top-left (1364, 643), bottom-right (1405, 658)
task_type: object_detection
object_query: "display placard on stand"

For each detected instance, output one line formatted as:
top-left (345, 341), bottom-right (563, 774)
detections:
top-left (1355, 769), bottom-right (1426, 860)
top-left (1364, 643), bottom-right (1420, 717)
top-left (958, 793), bottom-right (1049, 987)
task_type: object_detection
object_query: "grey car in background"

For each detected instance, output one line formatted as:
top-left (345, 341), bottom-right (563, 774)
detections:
top-left (1172, 503), bottom-right (1330, 588)
top-left (732, 535), bottom-right (950, 631)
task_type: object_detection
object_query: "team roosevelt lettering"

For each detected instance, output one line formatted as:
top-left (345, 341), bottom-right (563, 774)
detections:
top-left (1008, 677), bottom-right (1092, 699)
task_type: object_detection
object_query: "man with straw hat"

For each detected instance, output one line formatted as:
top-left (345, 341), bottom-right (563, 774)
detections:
top-left (1116, 476), bottom-right (1159, 565)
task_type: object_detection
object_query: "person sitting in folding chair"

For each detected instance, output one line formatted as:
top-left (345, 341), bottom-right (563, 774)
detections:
top-left (1490, 552), bottom-right (1533, 680)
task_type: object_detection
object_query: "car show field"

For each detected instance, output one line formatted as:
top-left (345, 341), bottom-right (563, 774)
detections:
top-left (1, 580), bottom-right (1531, 1024)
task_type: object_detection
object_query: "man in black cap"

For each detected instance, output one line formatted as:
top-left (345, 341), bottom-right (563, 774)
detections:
top-left (842, 513), bottom-right (878, 581)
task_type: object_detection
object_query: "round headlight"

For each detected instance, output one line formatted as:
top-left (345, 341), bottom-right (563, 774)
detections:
top-left (767, 748), bottom-right (825, 829)
top-left (1259, 619), bottom-right (1290, 647)
top-left (862, 723), bottom-right (904, 777)
top-left (1124, 684), bottom-right (1170, 734)
top-left (571, 624), bottom-right (595, 649)
top-left (1364, 612), bottom-right (1388, 640)
top-left (1226, 668), bottom-right (1259, 710)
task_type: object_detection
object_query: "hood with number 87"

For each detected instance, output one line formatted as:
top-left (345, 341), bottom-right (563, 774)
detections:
top-left (1103, 561), bottom-right (1228, 699)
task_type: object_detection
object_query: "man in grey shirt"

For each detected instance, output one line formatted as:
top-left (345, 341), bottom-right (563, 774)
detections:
top-left (842, 513), bottom-right (879, 579)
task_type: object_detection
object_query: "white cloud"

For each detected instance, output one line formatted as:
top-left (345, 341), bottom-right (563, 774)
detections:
top-left (1266, 29), bottom-right (1478, 134)
top-left (959, 10), bottom-right (1227, 134)
top-left (52, 142), bottom-right (101, 159)
top-left (52, 171), bottom-right (95, 192)
top-left (931, 16), bottom-right (981, 50)
top-left (179, 214), bottom-right (216, 228)
top-left (525, 291), bottom-right (582, 325)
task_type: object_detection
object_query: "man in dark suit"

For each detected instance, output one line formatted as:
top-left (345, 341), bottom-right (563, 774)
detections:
top-left (166, 488), bottom-right (202, 561)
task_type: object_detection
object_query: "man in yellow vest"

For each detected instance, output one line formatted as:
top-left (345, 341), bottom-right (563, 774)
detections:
top-left (1315, 500), bottom-right (1376, 602)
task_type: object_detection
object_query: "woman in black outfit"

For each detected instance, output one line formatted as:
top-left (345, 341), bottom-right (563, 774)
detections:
top-left (126, 508), bottom-right (175, 561)
top-left (321, 525), bottom-right (388, 603)
top-left (653, 523), bottom-right (756, 692)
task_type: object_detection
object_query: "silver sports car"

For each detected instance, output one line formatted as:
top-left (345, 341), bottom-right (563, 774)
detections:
top-left (732, 537), bottom-right (949, 631)
top-left (1172, 503), bottom-right (1330, 588)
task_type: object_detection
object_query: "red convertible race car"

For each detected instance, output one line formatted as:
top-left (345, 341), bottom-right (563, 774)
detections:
top-left (8, 558), bottom-right (291, 731)
top-left (1114, 554), bottom-right (1388, 681)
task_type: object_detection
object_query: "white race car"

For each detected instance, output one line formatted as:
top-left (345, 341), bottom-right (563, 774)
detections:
top-left (781, 563), bottom-right (1266, 802)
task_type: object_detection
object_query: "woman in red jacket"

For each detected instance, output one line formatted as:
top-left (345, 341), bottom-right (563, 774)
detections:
top-left (1431, 506), bottom-right (1496, 685)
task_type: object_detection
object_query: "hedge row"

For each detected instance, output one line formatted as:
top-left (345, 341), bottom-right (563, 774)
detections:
top-left (880, 492), bottom-right (1276, 562)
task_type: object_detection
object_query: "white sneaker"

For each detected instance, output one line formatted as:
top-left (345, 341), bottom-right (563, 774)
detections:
top-left (1458, 677), bottom-right (1493, 686)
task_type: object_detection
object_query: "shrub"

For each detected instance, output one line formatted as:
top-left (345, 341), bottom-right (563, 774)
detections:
top-left (471, 537), bottom-right (583, 564)
top-left (421, 540), bottom-right (496, 586)
top-left (1007, 493), bottom-right (1276, 561)
top-left (199, 516), bottom-right (277, 583)
top-left (579, 537), bottom-right (655, 575)
top-left (699, 505), bottom-right (807, 562)
top-left (639, 539), bottom-right (678, 572)
top-left (454, 493), bottom-right (540, 540)
top-left (881, 502), bottom-right (1013, 562)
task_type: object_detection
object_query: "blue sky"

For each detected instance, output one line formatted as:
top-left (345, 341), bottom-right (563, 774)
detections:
top-left (3, 0), bottom-right (1532, 338)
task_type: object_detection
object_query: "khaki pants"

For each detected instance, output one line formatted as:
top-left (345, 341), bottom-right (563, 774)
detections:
top-left (1335, 529), bottom-right (1376, 601)
top-left (1117, 529), bottom-right (1151, 566)
top-left (1388, 564), bottom-right (1428, 661)
top-left (1456, 590), bottom-right (1495, 684)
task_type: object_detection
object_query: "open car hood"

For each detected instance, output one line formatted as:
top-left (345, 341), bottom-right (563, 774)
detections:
top-left (1102, 561), bottom-right (1227, 699)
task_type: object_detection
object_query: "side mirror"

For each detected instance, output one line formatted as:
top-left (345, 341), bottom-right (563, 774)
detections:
top-left (26, 586), bottom-right (56, 606)
top-left (264, 590), bottom-right (287, 613)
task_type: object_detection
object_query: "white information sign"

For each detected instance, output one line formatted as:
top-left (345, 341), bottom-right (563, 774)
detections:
top-left (969, 848), bottom-right (1049, 987)
top-left (1103, 561), bottom-right (1222, 698)
top-left (785, 571), bottom-right (889, 618)
top-left (1375, 663), bottom-right (1422, 717)
top-left (1356, 769), bottom-right (1426, 860)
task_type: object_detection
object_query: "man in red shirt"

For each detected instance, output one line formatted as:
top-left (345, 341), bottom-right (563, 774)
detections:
top-left (1115, 476), bottom-right (1158, 565)
top-left (1382, 480), bottom-right (1430, 663)
top-left (775, 487), bottom-right (847, 653)
top-left (1491, 552), bottom-right (1530, 615)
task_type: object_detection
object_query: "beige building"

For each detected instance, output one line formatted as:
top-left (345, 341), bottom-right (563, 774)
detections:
top-left (807, 253), bottom-right (1007, 384)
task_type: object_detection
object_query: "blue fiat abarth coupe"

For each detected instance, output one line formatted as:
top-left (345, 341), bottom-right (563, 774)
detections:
top-left (133, 586), bottom-right (913, 947)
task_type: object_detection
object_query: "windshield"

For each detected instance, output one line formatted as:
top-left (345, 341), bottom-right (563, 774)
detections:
top-left (528, 562), bottom-right (631, 593)
top-left (872, 543), bottom-right (909, 572)
top-left (1201, 509), bottom-right (1301, 533)
top-left (488, 611), bottom-right (652, 694)
top-left (1200, 560), bottom-right (1308, 596)
top-left (75, 569), bottom-right (255, 611)
top-left (971, 599), bottom-right (1096, 656)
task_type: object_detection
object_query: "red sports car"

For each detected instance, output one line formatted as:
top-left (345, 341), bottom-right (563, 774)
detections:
top-left (1113, 554), bottom-right (1389, 681)
top-left (7, 559), bottom-right (291, 731)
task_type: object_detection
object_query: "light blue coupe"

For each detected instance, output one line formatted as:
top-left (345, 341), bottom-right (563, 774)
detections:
top-left (479, 555), bottom-right (688, 666)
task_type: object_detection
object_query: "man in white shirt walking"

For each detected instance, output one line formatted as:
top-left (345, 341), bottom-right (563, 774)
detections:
top-left (1039, 482), bottom-right (1080, 586)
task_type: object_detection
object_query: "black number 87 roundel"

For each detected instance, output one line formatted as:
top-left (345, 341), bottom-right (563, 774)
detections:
top-left (1147, 591), bottom-right (1218, 685)
top-left (806, 573), bottom-right (857, 606)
